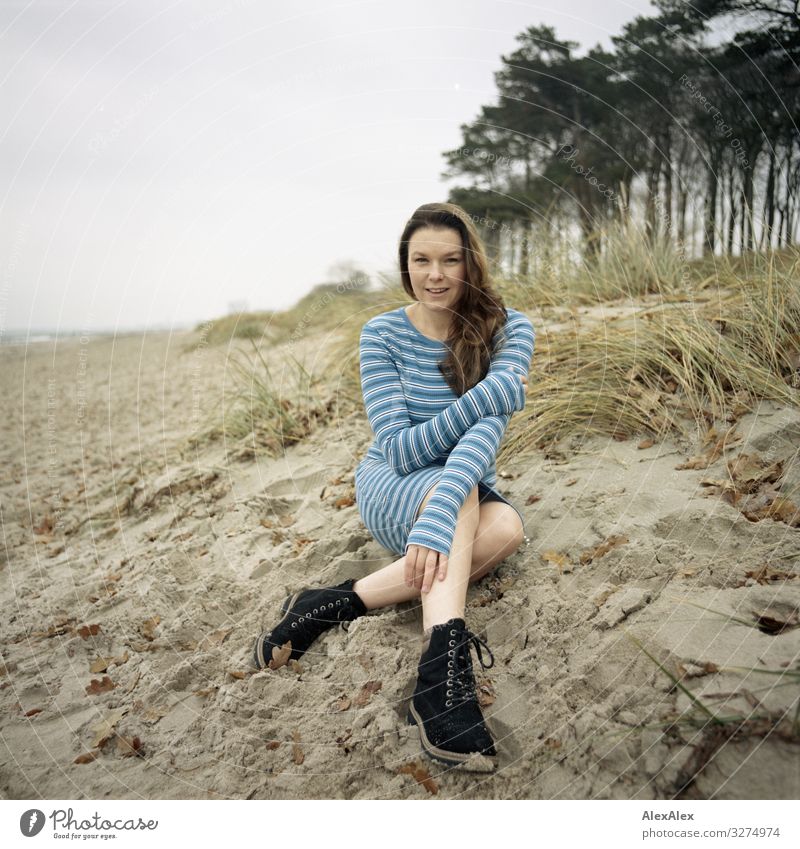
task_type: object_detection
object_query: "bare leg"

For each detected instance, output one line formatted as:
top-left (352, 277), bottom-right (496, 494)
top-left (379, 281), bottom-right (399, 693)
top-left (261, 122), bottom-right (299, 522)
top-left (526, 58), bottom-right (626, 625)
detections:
top-left (352, 499), bottom-right (524, 614)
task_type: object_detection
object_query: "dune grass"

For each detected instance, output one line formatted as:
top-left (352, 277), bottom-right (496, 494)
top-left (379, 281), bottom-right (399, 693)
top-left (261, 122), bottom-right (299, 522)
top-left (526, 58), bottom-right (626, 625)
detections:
top-left (195, 228), bottom-right (800, 459)
top-left (218, 339), bottom-right (337, 459)
top-left (500, 251), bottom-right (800, 453)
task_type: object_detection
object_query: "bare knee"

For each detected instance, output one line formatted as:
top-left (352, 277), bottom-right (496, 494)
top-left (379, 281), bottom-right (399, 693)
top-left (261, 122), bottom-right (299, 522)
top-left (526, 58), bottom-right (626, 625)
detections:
top-left (469, 509), bottom-right (525, 581)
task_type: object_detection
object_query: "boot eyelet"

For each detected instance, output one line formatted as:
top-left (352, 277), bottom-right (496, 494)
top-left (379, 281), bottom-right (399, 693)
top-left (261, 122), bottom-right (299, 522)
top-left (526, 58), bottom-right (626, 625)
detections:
top-left (450, 630), bottom-right (456, 636)
top-left (336, 600), bottom-right (341, 605)
top-left (445, 700), bottom-right (452, 707)
top-left (313, 608), bottom-right (318, 614)
top-left (446, 690), bottom-right (452, 697)
top-left (291, 623), bottom-right (297, 628)
top-left (448, 640), bottom-right (455, 647)
top-left (448, 650), bottom-right (454, 657)
top-left (344, 597), bottom-right (350, 602)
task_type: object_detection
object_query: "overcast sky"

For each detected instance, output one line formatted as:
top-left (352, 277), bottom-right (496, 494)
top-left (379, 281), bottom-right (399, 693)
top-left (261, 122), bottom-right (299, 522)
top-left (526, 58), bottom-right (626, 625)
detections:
top-left (1, 0), bottom-right (659, 334)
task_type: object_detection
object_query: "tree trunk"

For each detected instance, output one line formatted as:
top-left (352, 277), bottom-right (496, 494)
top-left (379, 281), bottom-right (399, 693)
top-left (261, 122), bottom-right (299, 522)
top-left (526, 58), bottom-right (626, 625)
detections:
top-left (703, 160), bottom-right (718, 256)
top-left (761, 147), bottom-right (776, 251)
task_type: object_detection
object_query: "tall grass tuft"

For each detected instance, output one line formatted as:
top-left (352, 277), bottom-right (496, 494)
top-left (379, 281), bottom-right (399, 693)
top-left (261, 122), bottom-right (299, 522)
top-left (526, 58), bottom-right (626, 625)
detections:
top-left (222, 341), bottom-right (335, 459)
top-left (500, 255), bottom-right (800, 453)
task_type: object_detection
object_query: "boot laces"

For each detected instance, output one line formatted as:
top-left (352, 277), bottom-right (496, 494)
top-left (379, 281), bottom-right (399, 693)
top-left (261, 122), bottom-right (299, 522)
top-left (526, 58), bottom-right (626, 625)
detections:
top-left (444, 626), bottom-right (495, 708)
top-left (289, 597), bottom-right (351, 641)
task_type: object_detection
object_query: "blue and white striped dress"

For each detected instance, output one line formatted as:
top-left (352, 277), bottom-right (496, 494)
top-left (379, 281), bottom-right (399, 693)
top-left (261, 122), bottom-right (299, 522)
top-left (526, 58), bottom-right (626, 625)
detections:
top-left (354, 305), bottom-right (536, 557)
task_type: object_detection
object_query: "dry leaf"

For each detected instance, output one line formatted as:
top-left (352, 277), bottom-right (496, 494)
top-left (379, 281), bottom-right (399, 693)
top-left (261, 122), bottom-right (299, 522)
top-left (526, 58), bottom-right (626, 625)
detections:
top-left (579, 534), bottom-right (629, 565)
top-left (265, 740), bottom-right (281, 750)
top-left (525, 494), bottom-right (541, 505)
top-left (74, 750), bottom-right (99, 764)
top-left (23, 708), bottom-right (43, 717)
top-left (334, 496), bottom-right (355, 509)
top-left (353, 680), bottom-right (382, 706)
top-left (291, 730), bottom-right (304, 765)
top-left (76, 624), bottom-right (101, 639)
top-left (90, 708), bottom-right (128, 748)
top-left (228, 670), bottom-right (247, 680)
top-left (477, 679), bottom-right (496, 707)
top-left (398, 762), bottom-right (438, 794)
top-left (745, 497), bottom-right (800, 527)
top-left (34, 515), bottom-right (54, 535)
top-left (333, 694), bottom-right (351, 712)
top-left (89, 651), bottom-right (129, 674)
top-left (742, 564), bottom-right (797, 585)
top-left (727, 453), bottom-right (782, 494)
top-left (638, 438), bottom-right (655, 449)
top-left (141, 616), bottom-right (161, 641)
top-left (541, 550), bottom-right (570, 571)
top-left (198, 628), bottom-right (233, 650)
top-left (140, 705), bottom-right (170, 723)
top-left (116, 735), bottom-right (143, 757)
top-left (85, 676), bottom-right (115, 696)
top-left (675, 426), bottom-right (735, 470)
top-left (336, 730), bottom-right (353, 754)
top-left (268, 642), bottom-right (292, 670)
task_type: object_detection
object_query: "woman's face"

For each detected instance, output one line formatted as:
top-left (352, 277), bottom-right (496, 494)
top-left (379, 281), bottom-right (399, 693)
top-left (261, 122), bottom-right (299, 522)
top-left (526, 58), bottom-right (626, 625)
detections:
top-left (407, 226), bottom-right (467, 315)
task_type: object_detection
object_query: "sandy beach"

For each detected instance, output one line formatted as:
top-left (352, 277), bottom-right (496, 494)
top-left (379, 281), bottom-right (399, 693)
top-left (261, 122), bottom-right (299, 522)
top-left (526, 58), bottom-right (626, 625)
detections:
top-left (1, 313), bottom-right (799, 800)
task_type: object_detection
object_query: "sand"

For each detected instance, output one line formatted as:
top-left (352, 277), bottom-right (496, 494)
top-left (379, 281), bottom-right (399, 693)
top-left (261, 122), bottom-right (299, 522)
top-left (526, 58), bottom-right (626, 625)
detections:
top-left (1, 313), bottom-right (799, 800)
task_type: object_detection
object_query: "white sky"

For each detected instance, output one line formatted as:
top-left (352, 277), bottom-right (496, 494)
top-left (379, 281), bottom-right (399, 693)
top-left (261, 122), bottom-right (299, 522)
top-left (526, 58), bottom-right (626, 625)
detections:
top-left (1, 0), bottom-right (658, 333)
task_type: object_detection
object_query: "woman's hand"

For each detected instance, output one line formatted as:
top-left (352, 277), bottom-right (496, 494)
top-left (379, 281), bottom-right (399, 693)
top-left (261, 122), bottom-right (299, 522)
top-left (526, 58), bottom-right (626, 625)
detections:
top-left (405, 544), bottom-right (449, 594)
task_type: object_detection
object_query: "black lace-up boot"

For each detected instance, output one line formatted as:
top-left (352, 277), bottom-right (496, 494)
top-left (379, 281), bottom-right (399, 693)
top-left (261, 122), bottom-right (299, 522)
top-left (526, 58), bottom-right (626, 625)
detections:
top-left (407, 617), bottom-right (497, 767)
top-left (252, 578), bottom-right (367, 669)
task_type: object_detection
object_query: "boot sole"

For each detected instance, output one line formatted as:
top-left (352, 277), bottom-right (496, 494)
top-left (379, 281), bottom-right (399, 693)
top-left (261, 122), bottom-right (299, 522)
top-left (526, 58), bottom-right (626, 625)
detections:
top-left (251, 589), bottom-right (304, 670)
top-left (407, 702), bottom-right (498, 769)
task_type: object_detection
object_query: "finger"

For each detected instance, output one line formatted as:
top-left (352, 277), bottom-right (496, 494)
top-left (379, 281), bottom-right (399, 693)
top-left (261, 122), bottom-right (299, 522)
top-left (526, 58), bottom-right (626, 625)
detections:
top-left (415, 549), bottom-right (431, 590)
top-left (405, 547), bottom-right (417, 587)
top-left (421, 551), bottom-right (438, 593)
top-left (437, 554), bottom-right (449, 581)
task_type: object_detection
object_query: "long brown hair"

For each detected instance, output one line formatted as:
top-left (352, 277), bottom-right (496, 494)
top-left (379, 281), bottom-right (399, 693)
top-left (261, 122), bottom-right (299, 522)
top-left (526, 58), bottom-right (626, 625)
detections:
top-left (398, 202), bottom-right (508, 396)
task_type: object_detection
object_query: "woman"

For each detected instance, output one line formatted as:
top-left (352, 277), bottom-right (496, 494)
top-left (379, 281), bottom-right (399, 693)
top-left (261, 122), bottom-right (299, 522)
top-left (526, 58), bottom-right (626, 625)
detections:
top-left (252, 202), bottom-right (535, 770)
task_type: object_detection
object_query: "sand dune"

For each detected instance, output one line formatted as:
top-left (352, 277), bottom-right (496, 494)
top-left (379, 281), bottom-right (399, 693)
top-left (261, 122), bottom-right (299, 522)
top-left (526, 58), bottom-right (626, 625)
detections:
top-left (1, 320), bottom-right (798, 800)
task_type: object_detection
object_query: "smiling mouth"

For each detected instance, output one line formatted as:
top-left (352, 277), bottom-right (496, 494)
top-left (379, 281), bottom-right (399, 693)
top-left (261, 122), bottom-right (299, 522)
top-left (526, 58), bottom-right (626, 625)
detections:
top-left (427, 288), bottom-right (448, 293)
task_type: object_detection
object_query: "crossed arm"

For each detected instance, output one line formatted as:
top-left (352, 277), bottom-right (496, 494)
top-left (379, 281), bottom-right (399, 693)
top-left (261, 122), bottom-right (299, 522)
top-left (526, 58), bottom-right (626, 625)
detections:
top-left (359, 309), bottom-right (535, 478)
top-left (403, 311), bottom-right (536, 559)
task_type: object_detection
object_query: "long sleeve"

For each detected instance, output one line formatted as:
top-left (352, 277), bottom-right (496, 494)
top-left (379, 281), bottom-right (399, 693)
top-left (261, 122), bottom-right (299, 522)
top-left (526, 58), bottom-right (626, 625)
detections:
top-left (405, 311), bottom-right (536, 557)
top-left (359, 323), bottom-right (524, 476)
top-left (404, 414), bottom-right (511, 556)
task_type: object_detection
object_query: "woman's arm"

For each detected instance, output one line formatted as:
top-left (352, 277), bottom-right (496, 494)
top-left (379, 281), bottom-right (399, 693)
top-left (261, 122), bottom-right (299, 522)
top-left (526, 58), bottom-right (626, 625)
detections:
top-left (404, 311), bottom-right (536, 557)
top-left (360, 322), bottom-right (524, 476)
top-left (404, 414), bottom-right (510, 557)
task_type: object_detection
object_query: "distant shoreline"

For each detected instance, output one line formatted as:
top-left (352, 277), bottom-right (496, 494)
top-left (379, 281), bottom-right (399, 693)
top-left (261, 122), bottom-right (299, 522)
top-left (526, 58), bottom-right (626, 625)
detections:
top-left (0, 326), bottom-right (196, 346)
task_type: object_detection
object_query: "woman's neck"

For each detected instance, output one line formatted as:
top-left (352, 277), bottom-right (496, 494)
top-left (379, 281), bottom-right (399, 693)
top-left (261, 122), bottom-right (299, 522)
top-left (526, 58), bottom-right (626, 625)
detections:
top-left (408, 302), bottom-right (452, 341)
